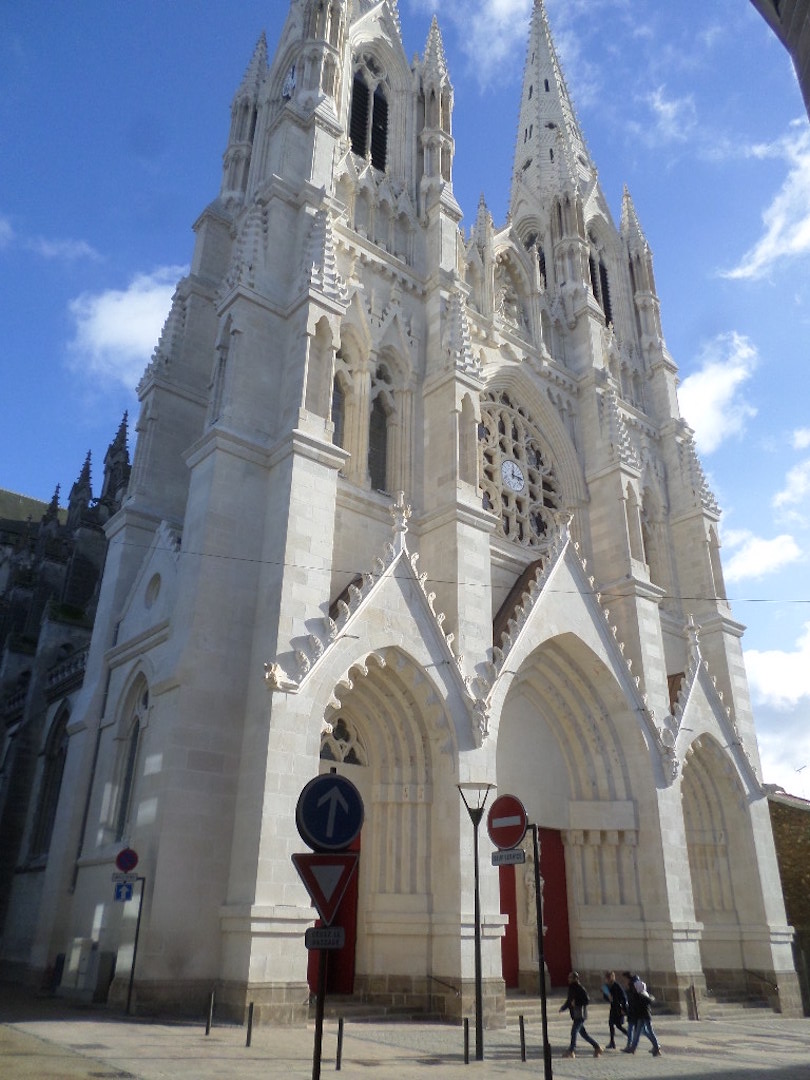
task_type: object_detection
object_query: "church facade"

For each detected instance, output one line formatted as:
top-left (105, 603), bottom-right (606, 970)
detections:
top-left (1, 0), bottom-right (801, 1023)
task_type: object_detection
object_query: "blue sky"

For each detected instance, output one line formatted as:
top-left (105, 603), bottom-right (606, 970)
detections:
top-left (2, 0), bottom-right (809, 796)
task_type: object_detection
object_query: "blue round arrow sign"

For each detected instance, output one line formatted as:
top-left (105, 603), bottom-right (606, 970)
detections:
top-left (296, 774), bottom-right (364, 852)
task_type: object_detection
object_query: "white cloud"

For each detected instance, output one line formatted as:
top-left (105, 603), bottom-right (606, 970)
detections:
top-left (793, 428), bottom-right (810, 450)
top-left (746, 622), bottom-right (810, 711)
top-left (723, 123), bottom-right (810, 280)
top-left (0, 210), bottom-right (100, 261)
top-left (774, 459), bottom-right (810, 510)
top-left (630, 85), bottom-right (697, 147)
top-left (67, 266), bottom-right (185, 390)
top-left (756, 713), bottom-right (810, 798)
top-left (26, 236), bottom-right (101, 261)
top-left (410, 0), bottom-right (532, 88)
top-left (721, 530), bottom-right (801, 583)
top-left (678, 332), bottom-right (758, 453)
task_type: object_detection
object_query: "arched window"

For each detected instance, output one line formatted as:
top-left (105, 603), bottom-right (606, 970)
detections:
top-left (371, 85), bottom-right (388, 171)
top-left (29, 707), bottom-right (70, 857)
top-left (113, 682), bottom-right (148, 842)
top-left (115, 718), bottom-right (140, 842)
top-left (349, 58), bottom-right (389, 172)
top-left (368, 395), bottom-right (389, 491)
top-left (331, 376), bottom-right (346, 448)
top-left (350, 72), bottom-right (371, 157)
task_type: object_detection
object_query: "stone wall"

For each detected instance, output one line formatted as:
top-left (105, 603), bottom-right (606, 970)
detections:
top-left (768, 792), bottom-right (810, 1014)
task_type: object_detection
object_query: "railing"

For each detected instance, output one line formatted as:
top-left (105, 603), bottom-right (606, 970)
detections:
top-left (428, 974), bottom-right (460, 997)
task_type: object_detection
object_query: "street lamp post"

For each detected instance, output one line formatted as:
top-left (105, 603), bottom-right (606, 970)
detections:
top-left (530, 823), bottom-right (553, 1080)
top-left (458, 781), bottom-right (495, 1062)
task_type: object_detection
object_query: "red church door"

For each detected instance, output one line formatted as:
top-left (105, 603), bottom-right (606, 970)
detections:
top-left (306, 832), bottom-right (360, 996)
top-left (537, 827), bottom-right (571, 987)
top-left (498, 864), bottom-right (520, 988)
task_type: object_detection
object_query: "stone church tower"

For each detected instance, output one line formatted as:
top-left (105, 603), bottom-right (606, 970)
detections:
top-left (2, 0), bottom-right (800, 1021)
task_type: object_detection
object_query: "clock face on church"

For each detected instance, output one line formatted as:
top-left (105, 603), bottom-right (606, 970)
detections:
top-left (479, 390), bottom-right (561, 547)
top-left (501, 458), bottom-right (525, 492)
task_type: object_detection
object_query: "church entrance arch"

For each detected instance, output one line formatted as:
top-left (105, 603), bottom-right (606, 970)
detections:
top-left (495, 634), bottom-right (641, 991)
top-left (312, 648), bottom-right (460, 1009)
top-left (682, 736), bottom-right (763, 994)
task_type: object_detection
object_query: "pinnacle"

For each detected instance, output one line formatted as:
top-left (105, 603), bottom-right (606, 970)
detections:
top-left (423, 15), bottom-right (448, 81)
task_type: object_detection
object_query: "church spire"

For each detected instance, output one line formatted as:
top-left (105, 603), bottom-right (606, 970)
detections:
top-left (510, 0), bottom-right (593, 217)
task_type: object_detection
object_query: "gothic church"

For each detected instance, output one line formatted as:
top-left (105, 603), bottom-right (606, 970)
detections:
top-left (1, 0), bottom-right (801, 1022)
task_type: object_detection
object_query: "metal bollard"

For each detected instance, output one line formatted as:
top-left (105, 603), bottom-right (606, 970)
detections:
top-left (336, 1016), bottom-right (344, 1070)
top-left (519, 1015), bottom-right (526, 1062)
top-left (246, 1001), bottom-right (254, 1047)
top-left (205, 989), bottom-right (215, 1035)
top-left (464, 1017), bottom-right (470, 1064)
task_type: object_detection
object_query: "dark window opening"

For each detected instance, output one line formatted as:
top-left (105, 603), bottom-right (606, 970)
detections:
top-left (599, 261), bottom-right (613, 324)
top-left (544, 79), bottom-right (550, 92)
top-left (331, 378), bottom-right (345, 448)
top-left (350, 73), bottom-right (370, 157)
top-left (371, 85), bottom-right (388, 170)
top-left (368, 396), bottom-right (388, 491)
top-left (29, 713), bottom-right (69, 857)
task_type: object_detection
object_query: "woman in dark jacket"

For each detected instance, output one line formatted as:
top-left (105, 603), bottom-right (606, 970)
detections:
top-left (559, 971), bottom-right (603, 1058)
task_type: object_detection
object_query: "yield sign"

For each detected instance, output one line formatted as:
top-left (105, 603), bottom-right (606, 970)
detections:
top-left (292, 852), bottom-right (358, 926)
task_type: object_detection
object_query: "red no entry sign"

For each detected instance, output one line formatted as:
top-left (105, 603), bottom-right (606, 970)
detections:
top-left (487, 794), bottom-right (528, 850)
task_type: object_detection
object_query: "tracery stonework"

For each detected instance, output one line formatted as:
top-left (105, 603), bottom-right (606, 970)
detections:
top-left (479, 390), bottom-right (562, 547)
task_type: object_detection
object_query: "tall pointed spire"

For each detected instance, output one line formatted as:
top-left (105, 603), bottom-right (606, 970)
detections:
top-left (424, 15), bottom-right (449, 82)
top-left (620, 185), bottom-right (647, 252)
top-left (510, 0), bottom-right (593, 216)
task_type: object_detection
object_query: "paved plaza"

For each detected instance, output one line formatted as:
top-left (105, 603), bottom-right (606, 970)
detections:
top-left (1, 985), bottom-right (810, 1080)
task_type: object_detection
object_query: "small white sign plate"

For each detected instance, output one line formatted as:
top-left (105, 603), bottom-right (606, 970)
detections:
top-left (492, 849), bottom-right (526, 866)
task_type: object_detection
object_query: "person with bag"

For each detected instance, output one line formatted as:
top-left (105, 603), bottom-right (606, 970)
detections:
top-left (622, 972), bottom-right (662, 1056)
top-left (559, 971), bottom-right (603, 1058)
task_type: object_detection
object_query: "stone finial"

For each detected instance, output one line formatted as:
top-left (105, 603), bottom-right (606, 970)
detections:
top-left (390, 491), bottom-right (411, 550)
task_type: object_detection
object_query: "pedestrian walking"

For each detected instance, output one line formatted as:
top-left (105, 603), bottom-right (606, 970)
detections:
top-left (622, 973), bottom-right (662, 1056)
top-left (602, 970), bottom-right (628, 1049)
top-left (559, 971), bottom-right (603, 1059)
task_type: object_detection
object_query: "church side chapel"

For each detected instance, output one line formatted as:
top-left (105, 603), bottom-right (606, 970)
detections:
top-left (1, 0), bottom-right (801, 1023)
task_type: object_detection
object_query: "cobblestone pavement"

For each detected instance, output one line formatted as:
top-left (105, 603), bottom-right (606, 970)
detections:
top-left (1, 986), bottom-right (809, 1080)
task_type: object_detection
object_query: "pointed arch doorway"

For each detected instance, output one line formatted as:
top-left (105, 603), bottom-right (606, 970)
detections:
top-left (306, 649), bottom-right (460, 1011)
top-left (495, 633), bottom-right (642, 992)
top-left (497, 828), bottom-right (571, 989)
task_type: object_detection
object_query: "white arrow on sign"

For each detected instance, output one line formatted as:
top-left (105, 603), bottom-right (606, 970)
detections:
top-left (317, 785), bottom-right (349, 838)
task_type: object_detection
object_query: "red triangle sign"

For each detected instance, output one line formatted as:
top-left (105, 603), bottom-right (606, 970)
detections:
top-left (292, 852), bottom-right (358, 926)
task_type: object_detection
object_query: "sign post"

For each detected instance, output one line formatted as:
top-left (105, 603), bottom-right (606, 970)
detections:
top-left (294, 772), bottom-right (364, 1080)
top-left (112, 849), bottom-right (144, 1016)
top-left (530, 824), bottom-right (553, 1080)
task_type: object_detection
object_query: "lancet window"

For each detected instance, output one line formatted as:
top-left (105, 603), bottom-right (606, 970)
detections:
top-left (332, 344), bottom-right (409, 497)
top-left (106, 679), bottom-right (149, 843)
top-left (29, 706), bottom-right (70, 858)
top-left (588, 233), bottom-right (613, 326)
top-left (350, 56), bottom-right (389, 171)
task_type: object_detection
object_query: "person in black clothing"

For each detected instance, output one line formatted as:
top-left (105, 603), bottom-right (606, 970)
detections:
top-left (559, 971), bottom-right (603, 1058)
top-left (602, 970), bottom-right (628, 1049)
top-left (622, 972), bottom-right (661, 1056)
